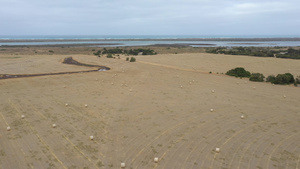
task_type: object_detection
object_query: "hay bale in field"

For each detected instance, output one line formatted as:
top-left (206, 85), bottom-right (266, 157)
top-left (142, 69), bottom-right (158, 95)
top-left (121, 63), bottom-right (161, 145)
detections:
top-left (85, 104), bottom-right (88, 108)
top-left (121, 162), bottom-right (125, 168)
top-left (21, 115), bottom-right (25, 119)
top-left (211, 90), bottom-right (215, 93)
top-left (241, 115), bottom-right (245, 119)
top-left (65, 103), bottom-right (68, 107)
top-left (154, 157), bottom-right (159, 163)
top-left (216, 147), bottom-right (220, 153)
top-left (210, 109), bottom-right (214, 112)
top-left (7, 126), bottom-right (11, 131)
top-left (90, 136), bottom-right (94, 140)
top-left (52, 124), bottom-right (56, 128)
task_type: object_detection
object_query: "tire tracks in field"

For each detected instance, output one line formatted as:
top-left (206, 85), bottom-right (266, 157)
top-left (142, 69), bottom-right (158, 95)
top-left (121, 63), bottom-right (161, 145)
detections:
top-left (7, 99), bottom-right (68, 169)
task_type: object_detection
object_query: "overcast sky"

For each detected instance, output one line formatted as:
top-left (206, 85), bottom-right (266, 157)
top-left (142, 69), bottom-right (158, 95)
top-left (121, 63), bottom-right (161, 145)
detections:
top-left (0, 0), bottom-right (299, 35)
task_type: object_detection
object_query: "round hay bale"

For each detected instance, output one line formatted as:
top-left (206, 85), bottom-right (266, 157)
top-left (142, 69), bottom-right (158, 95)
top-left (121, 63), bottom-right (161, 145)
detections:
top-left (216, 147), bottom-right (220, 153)
top-left (7, 126), bottom-right (11, 131)
top-left (283, 95), bottom-right (286, 98)
top-left (210, 109), bottom-right (214, 112)
top-left (21, 115), bottom-right (25, 119)
top-left (121, 162), bottom-right (125, 168)
top-left (211, 90), bottom-right (215, 93)
top-left (154, 157), bottom-right (159, 163)
top-left (90, 136), bottom-right (94, 140)
top-left (85, 104), bottom-right (88, 108)
top-left (65, 103), bottom-right (68, 107)
top-left (241, 115), bottom-right (245, 119)
top-left (52, 124), bottom-right (56, 128)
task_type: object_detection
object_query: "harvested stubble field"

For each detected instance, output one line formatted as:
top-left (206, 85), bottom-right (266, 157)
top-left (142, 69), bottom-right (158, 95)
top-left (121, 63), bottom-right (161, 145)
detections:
top-left (0, 47), bottom-right (299, 169)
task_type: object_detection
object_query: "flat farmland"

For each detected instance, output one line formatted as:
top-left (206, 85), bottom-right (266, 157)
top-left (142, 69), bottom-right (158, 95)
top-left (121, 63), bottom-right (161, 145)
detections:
top-left (0, 51), bottom-right (299, 169)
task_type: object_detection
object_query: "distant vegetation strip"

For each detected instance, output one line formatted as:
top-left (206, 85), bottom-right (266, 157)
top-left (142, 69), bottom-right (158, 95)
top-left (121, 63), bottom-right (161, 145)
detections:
top-left (206, 47), bottom-right (300, 59)
top-left (93, 48), bottom-right (156, 56)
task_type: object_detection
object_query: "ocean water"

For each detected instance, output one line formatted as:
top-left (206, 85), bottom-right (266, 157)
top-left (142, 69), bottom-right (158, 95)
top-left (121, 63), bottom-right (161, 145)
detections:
top-left (1, 35), bottom-right (300, 47)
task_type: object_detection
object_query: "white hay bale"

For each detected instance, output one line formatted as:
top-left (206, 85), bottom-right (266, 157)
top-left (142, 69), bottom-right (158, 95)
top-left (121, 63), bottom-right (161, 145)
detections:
top-left (90, 136), bottom-right (94, 140)
top-left (52, 124), bottom-right (56, 128)
top-left (283, 95), bottom-right (286, 98)
top-left (211, 90), bottom-right (215, 93)
top-left (65, 103), bottom-right (68, 107)
top-left (7, 126), bottom-right (11, 131)
top-left (210, 109), bottom-right (214, 112)
top-left (241, 115), bottom-right (245, 119)
top-left (216, 147), bottom-right (220, 153)
top-left (121, 162), bottom-right (125, 168)
top-left (154, 157), bottom-right (159, 163)
top-left (85, 104), bottom-right (88, 108)
top-left (189, 81), bottom-right (192, 84)
top-left (21, 115), bottom-right (25, 119)
top-left (129, 89), bottom-right (133, 92)
top-left (111, 82), bottom-right (114, 85)
top-left (180, 85), bottom-right (183, 88)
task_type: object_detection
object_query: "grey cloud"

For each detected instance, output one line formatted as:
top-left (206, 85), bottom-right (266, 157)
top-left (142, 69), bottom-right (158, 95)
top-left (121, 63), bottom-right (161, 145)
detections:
top-left (0, 0), bottom-right (299, 35)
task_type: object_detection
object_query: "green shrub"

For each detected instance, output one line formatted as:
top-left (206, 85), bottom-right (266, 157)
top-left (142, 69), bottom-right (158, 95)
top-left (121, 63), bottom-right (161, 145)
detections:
top-left (274, 73), bottom-right (295, 84)
top-left (130, 57), bottom-right (136, 62)
top-left (126, 57), bottom-right (129, 61)
top-left (296, 76), bottom-right (300, 84)
top-left (93, 50), bottom-right (101, 56)
top-left (249, 73), bottom-right (265, 82)
top-left (226, 67), bottom-right (251, 78)
top-left (266, 75), bottom-right (276, 83)
top-left (107, 53), bottom-right (113, 58)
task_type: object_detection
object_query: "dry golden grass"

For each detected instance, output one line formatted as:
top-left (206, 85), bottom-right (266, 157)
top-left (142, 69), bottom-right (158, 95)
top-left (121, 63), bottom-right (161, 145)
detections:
top-left (0, 48), bottom-right (299, 169)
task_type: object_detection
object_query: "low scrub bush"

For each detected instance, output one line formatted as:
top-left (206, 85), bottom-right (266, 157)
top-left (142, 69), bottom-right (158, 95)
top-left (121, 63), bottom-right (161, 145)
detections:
top-left (226, 67), bottom-right (251, 78)
top-left (130, 57), bottom-right (136, 62)
top-left (107, 53), bottom-right (113, 58)
top-left (274, 73), bottom-right (294, 84)
top-left (250, 73), bottom-right (265, 82)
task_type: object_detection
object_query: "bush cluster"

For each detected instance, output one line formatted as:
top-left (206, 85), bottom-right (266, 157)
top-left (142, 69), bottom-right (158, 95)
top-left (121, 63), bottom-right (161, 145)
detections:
top-left (94, 47), bottom-right (156, 56)
top-left (266, 73), bottom-right (295, 84)
top-left (226, 67), bottom-right (251, 78)
top-left (249, 73), bottom-right (265, 82)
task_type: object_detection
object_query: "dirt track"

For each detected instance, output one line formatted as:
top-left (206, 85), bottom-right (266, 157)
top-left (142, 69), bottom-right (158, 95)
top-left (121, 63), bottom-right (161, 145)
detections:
top-left (0, 53), bottom-right (299, 169)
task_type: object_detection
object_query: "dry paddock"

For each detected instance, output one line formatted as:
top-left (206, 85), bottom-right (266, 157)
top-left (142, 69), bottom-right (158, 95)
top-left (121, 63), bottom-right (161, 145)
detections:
top-left (0, 53), bottom-right (299, 169)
